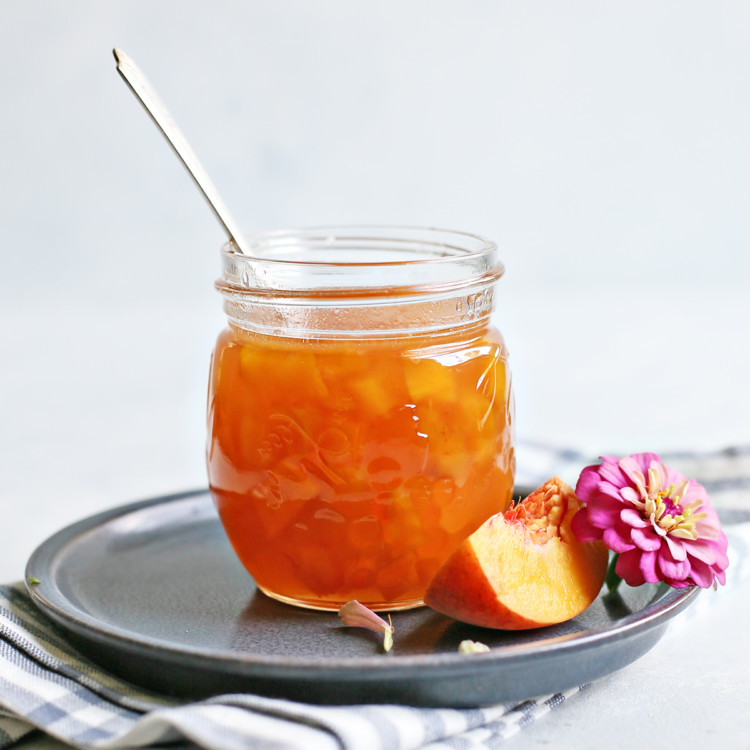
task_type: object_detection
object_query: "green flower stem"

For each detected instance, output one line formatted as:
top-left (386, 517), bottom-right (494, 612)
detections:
top-left (605, 553), bottom-right (622, 593)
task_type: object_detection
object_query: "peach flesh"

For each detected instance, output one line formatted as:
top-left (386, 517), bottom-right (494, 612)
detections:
top-left (424, 477), bottom-right (608, 629)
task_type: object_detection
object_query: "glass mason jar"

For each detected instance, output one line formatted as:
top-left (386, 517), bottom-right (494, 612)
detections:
top-left (206, 227), bottom-right (515, 611)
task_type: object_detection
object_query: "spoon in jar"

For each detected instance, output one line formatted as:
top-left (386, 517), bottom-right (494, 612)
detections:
top-left (113, 48), bottom-right (250, 255)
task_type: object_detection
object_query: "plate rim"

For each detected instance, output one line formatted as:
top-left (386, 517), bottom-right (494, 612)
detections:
top-left (25, 488), bottom-right (701, 677)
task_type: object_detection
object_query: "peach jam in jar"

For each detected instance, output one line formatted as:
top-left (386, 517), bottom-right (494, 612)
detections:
top-left (206, 227), bottom-right (515, 610)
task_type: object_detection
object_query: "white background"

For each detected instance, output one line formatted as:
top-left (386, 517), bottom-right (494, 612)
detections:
top-left (1, 1), bottom-right (748, 580)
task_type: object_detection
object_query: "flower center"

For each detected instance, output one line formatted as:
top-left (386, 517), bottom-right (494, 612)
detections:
top-left (659, 493), bottom-right (681, 518)
top-left (642, 472), bottom-right (707, 540)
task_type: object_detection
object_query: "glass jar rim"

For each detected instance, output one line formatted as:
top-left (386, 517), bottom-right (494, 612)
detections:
top-left (219, 225), bottom-right (503, 296)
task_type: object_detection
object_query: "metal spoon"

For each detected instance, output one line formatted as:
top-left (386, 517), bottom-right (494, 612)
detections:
top-left (113, 47), bottom-right (250, 255)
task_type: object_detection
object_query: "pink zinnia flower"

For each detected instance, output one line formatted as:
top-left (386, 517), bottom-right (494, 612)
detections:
top-left (572, 453), bottom-right (728, 589)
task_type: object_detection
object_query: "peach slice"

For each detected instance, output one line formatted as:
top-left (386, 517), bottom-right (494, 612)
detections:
top-left (424, 477), bottom-right (608, 629)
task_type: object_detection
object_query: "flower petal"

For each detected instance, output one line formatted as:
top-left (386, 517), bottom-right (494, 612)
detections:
top-left (603, 525), bottom-right (636, 553)
top-left (620, 507), bottom-right (649, 528)
top-left (664, 534), bottom-right (688, 562)
top-left (575, 465), bottom-right (598, 489)
top-left (586, 496), bottom-right (625, 529)
top-left (338, 600), bottom-right (394, 651)
top-left (681, 478), bottom-right (709, 505)
top-left (593, 480), bottom-right (626, 503)
top-left (711, 567), bottom-right (727, 587)
top-left (664, 465), bottom-right (692, 495)
top-left (620, 486), bottom-right (641, 505)
top-left (658, 545), bottom-right (691, 581)
top-left (598, 457), bottom-right (628, 489)
top-left (630, 452), bottom-right (662, 477)
top-left (616, 549), bottom-right (646, 586)
top-left (666, 579), bottom-right (693, 589)
top-left (638, 550), bottom-right (660, 583)
top-left (571, 508), bottom-right (601, 542)
top-left (618, 455), bottom-right (650, 494)
top-left (687, 559), bottom-right (715, 588)
top-left (684, 535), bottom-right (729, 566)
top-left (693, 506), bottom-right (723, 541)
top-left (575, 465), bottom-right (604, 502)
top-left (631, 526), bottom-right (662, 552)
top-left (713, 539), bottom-right (730, 570)
top-left (646, 459), bottom-right (668, 496)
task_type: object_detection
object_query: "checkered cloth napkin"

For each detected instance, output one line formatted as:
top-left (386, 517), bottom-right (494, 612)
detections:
top-left (1, 444), bottom-right (748, 750)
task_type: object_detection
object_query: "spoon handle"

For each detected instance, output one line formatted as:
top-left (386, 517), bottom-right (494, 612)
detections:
top-left (113, 48), bottom-right (248, 254)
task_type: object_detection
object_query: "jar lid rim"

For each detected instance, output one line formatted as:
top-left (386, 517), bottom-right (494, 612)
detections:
top-left (218, 226), bottom-right (504, 297)
top-left (221, 225), bottom-right (497, 266)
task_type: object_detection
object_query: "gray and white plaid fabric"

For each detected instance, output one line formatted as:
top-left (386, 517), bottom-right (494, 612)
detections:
top-left (1, 443), bottom-right (747, 750)
top-left (0, 582), bottom-right (583, 749)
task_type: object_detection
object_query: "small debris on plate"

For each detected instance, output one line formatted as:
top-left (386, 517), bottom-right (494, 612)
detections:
top-left (458, 639), bottom-right (490, 654)
top-left (338, 600), bottom-right (394, 652)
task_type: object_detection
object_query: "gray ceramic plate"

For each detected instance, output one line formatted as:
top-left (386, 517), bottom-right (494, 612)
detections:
top-left (25, 489), bottom-right (699, 707)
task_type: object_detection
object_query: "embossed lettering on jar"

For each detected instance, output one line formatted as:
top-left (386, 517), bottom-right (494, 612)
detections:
top-left (206, 227), bottom-right (515, 611)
